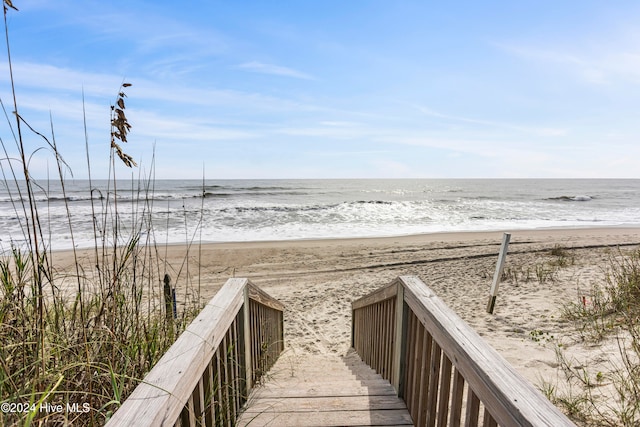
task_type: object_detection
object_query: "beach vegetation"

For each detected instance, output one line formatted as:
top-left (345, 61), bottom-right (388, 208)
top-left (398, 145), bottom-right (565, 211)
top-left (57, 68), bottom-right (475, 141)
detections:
top-left (0, 5), bottom-right (202, 424)
top-left (550, 245), bottom-right (575, 267)
top-left (502, 248), bottom-right (574, 286)
top-left (534, 263), bottom-right (557, 283)
top-left (548, 248), bottom-right (640, 426)
top-left (529, 329), bottom-right (554, 344)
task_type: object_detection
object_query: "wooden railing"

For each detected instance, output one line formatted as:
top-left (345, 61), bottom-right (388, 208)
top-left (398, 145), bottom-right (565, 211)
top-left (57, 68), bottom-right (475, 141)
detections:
top-left (106, 278), bottom-right (284, 427)
top-left (352, 276), bottom-right (575, 426)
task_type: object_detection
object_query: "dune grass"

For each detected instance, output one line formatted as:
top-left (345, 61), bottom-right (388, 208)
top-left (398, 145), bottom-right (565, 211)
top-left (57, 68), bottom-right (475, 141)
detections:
top-left (546, 248), bottom-right (640, 426)
top-left (0, 4), bottom-right (202, 424)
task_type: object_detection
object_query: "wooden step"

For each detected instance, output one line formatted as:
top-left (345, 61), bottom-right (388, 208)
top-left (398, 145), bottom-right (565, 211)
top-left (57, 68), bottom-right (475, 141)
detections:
top-left (238, 409), bottom-right (413, 426)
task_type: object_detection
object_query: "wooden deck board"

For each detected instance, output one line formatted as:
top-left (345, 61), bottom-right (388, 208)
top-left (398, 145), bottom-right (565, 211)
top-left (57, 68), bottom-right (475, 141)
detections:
top-left (237, 350), bottom-right (413, 426)
top-left (242, 395), bottom-right (408, 413)
top-left (237, 409), bottom-right (413, 426)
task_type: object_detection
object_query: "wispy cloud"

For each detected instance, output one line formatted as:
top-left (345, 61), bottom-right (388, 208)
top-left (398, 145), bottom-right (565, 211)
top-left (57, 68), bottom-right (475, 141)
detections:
top-left (496, 42), bottom-right (640, 85)
top-left (414, 105), bottom-right (568, 137)
top-left (0, 62), bottom-right (122, 96)
top-left (237, 61), bottom-right (315, 80)
top-left (1, 61), bottom-right (321, 116)
top-left (132, 111), bottom-right (258, 142)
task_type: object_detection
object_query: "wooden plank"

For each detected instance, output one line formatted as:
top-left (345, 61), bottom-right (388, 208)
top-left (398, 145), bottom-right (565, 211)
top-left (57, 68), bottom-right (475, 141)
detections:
top-left (242, 286), bottom-right (253, 394)
top-left (375, 302), bottom-right (383, 374)
top-left (215, 347), bottom-right (225, 426)
top-left (231, 318), bottom-right (241, 420)
top-left (416, 327), bottom-right (433, 426)
top-left (382, 297), bottom-right (391, 379)
top-left (437, 354), bottom-right (453, 427)
top-left (192, 376), bottom-right (204, 425)
top-left (425, 340), bottom-right (441, 427)
top-left (232, 323), bottom-right (243, 422)
top-left (202, 359), bottom-right (215, 427)
top-left (268, 365), bottom-right (384, 380)
top-left (449, 366), bottom-right (465, 426)
top-left (252, 376), bottom-right (394, 388)
top-left (237, 409), bottom-right (414, 426)
top-left (372, 304), bottom-right (379, 371)
top-left (465, 389), bottom-right (480, 427)
top-left (250, 384), bottom-right (400, 399)
top-left (410, 319), bottom-right (426, 421)
top-left (278, 310), bottom-right (284, 352)
top-left (368, 304), bottom-right (375, 367)
top-left (271, 371), bottom-right (385, 382)
top-left (398, 276), bottom-right (575, 427)
top-left (221, 332), bottom-right (232, 426)
top-left (395, 294), bottom-right (408, 398)
top-left (179, 394), bottom-right (194, 426)
top-left (392, 284), bottom-right (404, 388)
top-left (352, 280), bottom-right (398, 310)
top-left (241, 395), bottom-right (409, 413)
top-left (362, 305), bottom-right (371, 366)
top-left (253, 300), bottom-right (261, 382)
top-left (483, 407), bottom-right (498, 427)
top-left (282, 358), bottom-right (384, 371)
top-left (403, 310), bottom-right (416, 412)
top-left (247, 281), bottom-right (285, 311)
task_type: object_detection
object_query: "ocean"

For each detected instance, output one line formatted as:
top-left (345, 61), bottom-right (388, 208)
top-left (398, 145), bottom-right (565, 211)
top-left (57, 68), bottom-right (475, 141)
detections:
top-left (1, 179), bottom-right (639, 250)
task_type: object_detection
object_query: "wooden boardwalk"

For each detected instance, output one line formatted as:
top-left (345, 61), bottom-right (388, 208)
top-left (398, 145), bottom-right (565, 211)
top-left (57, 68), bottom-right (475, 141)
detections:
top-left (109, 277), bottom-right (575, 427)
top-left (237, 349), bottom-right (413, 426)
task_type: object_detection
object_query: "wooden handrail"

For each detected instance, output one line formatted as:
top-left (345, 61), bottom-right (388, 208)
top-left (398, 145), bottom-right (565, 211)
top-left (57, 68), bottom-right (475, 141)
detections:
top-left (106, 278), bottom-right (284, 426)
top-left (352, 276), bottom-right (575, 427)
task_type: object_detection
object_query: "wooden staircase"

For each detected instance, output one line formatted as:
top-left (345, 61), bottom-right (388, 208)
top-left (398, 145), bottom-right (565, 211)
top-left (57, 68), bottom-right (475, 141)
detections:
top-left (237, 349), bottom-right (413, 426)
top-left (108, 277), bottom-right (575, 427)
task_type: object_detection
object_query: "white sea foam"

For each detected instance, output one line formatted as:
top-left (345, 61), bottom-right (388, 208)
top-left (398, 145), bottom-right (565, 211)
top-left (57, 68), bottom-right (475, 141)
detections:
top-left (1, 179), bottom-right (639, 250)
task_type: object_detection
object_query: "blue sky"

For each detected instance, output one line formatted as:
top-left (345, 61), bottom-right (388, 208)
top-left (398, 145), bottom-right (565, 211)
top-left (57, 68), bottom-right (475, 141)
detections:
top-left (1, 1), bottom-right (639, 179)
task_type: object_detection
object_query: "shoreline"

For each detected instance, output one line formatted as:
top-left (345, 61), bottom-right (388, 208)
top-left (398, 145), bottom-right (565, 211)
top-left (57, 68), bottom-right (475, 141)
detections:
top-left (31, 226), bottom-right (640, 256)
top-left (145, 225), bottom-right (640, 250)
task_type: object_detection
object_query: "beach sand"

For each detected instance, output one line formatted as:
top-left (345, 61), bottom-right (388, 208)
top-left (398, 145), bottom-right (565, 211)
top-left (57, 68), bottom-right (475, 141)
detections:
top-left (55, 227), bottom-right (640, 418)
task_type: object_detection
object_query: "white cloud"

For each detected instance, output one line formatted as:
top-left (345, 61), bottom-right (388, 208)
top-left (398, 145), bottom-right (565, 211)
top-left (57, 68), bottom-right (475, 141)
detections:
top-left (237, 61), bottom-right (315, 80)
top-left (0, 62), bottom-right (122, 96)
top-left (131, 110), bottom-right (258, 142)
top-left (496, 42), bottom-right (640, 86)
top-left (414, 105), bottom-right (568, 137)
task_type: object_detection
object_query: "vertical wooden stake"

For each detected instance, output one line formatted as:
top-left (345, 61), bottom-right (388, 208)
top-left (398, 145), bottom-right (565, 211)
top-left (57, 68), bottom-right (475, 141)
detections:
top-left (163, 274), bottom-right (173, 321)
top-left (171, 288), bottom-right (177, 319)
top-left (487, 233), bottom-right (511, 314)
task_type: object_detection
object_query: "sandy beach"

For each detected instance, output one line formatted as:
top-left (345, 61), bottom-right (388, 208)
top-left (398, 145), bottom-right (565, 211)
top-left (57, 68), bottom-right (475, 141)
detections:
top-left (55, 226), bottom-right (640, 419)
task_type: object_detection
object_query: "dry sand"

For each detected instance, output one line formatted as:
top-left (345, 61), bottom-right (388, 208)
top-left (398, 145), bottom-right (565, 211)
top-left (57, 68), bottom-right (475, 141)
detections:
top-left (55, 226), bottom-right (640, 419)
